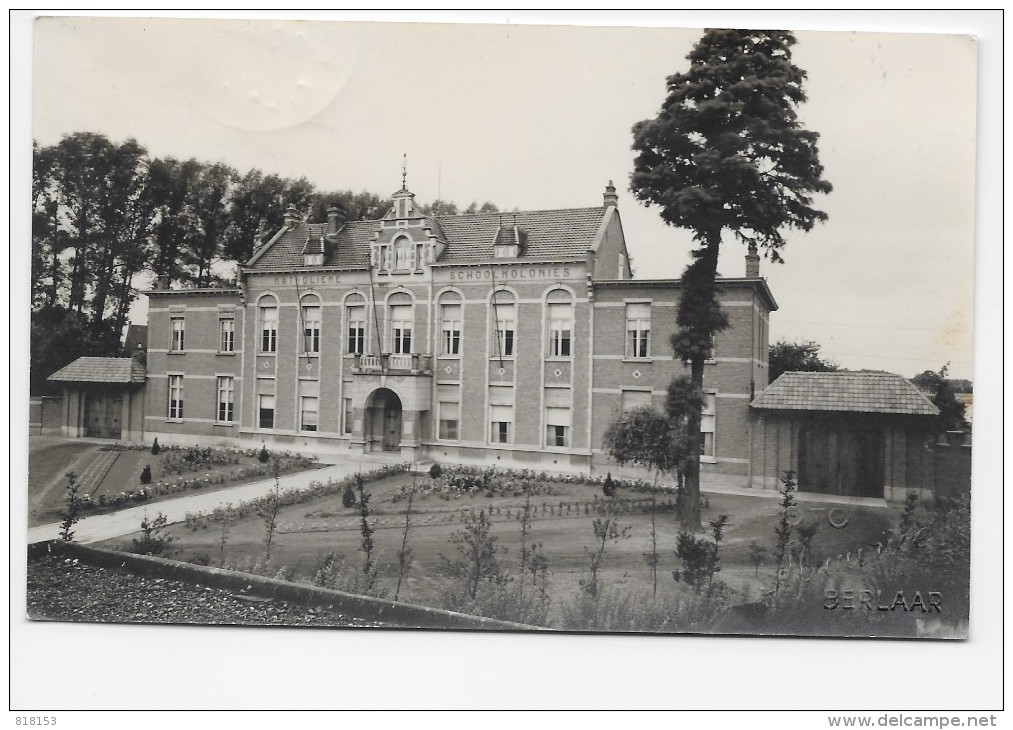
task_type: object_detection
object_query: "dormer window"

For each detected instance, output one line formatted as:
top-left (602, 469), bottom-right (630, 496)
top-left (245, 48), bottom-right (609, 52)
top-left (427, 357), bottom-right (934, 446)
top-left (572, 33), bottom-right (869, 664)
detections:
top-left (493, 221), bottom-right (525, 259)
top-left (302, 232), bottom-right (325, 267)
top-left (494, 243), bottom-right (520, 259)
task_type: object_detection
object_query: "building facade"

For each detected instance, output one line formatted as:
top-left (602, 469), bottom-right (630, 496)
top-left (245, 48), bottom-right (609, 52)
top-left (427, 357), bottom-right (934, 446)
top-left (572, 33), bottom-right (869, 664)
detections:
top-left (141, 182), bottom-right (775, 486)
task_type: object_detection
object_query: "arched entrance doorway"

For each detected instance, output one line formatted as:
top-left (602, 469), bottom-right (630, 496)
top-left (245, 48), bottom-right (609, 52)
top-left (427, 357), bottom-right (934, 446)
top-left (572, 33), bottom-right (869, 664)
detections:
top-left (364, 388), bottom-right (403, 452)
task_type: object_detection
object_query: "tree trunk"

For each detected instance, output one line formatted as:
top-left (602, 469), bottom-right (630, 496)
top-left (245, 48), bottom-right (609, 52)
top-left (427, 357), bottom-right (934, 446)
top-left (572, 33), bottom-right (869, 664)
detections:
top-left (680, 235), bottom-right (722, 532)
top-left (90, 250), bottom-right (117, 324)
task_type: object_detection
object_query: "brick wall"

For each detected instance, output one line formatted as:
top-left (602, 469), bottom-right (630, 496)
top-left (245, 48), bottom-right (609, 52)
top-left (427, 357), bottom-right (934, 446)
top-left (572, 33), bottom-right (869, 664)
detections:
top-left (145, 290), bottom-right (243, 446)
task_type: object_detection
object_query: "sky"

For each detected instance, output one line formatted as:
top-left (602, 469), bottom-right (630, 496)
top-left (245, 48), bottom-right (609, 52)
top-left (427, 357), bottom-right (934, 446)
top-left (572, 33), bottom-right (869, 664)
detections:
top-left (25, 12), bottom-right (986, 381)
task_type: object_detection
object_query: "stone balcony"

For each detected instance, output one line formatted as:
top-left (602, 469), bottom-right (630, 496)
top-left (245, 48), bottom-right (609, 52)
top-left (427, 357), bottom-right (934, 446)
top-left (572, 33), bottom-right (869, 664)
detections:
top-left (351, 352), bottom-right (433, 376)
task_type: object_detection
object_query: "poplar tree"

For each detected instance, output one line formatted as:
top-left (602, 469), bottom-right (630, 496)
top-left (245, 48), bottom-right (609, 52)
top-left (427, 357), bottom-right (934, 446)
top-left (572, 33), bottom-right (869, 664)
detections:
top-left (630, 28), bottom-right (831, 529)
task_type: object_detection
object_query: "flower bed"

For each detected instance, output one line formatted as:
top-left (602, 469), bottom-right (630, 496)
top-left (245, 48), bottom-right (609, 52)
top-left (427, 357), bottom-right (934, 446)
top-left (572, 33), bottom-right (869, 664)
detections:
top-left (77, 443), bottom-right (321, 511)
top-left (182, 463), bottom-right (411, 530)
top-left (385, 465), bottom-right (679, 504)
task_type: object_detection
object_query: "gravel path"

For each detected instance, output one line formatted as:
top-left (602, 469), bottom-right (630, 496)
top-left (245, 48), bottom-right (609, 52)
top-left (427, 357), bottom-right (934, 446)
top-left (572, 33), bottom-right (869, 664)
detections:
top-left (27, 555), bottom-right (400, 628)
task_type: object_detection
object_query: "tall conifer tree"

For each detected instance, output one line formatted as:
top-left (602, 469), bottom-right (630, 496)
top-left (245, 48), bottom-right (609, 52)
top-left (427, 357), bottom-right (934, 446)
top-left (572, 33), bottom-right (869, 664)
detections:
top-left (631, 29), bottom-right (831, 529)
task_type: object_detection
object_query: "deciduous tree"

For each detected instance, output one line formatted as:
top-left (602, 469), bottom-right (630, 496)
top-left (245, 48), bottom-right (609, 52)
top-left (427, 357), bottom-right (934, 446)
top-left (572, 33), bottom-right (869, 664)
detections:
top-left (768, 338), bottom-right (839, 383)
top-left (911, 364), bottom-right (968, 431)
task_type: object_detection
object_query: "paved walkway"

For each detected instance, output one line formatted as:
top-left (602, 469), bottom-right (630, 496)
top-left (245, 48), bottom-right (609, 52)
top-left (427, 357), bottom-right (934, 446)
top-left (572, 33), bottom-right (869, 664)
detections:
top-left (27, 446), bottom-right (889, 545)
top-left (27, 458), bottom-right (385, 545)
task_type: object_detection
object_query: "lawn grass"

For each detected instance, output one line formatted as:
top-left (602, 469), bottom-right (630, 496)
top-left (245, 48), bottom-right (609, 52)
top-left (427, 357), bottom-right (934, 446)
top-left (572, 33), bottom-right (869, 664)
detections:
top-left (28, 439), bottom-right (100, 525)
top-left (97, 470), bottom-right (904, 631)
top-left (27, 437), bottom-right (328, 525)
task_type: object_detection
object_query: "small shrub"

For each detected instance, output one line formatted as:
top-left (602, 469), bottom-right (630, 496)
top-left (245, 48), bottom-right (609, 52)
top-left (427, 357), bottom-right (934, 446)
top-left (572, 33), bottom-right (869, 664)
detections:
top-left (139, 464), bottom-right (152, 485)
top-left (342, 482), bottom-right (357, 508)
top-left (151, 438), bottom-right (160, 456)
top-left (258, 445), bottom-right (270, 463)
top-left (59, 472), bottom-right (82, 542)
top-left (132, 512), bottom-right (176, 556)
top-left (429, 463), bottom-right (443, 480)
top-left (603, 472), bottom-right (615, 497)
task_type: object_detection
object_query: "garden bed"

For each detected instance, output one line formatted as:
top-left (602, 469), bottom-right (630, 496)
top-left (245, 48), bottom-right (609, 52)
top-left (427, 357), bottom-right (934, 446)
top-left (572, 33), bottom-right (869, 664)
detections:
top-left (93, 464), bottom-right (931, 634)
top-left (53, 442), bottom-right (326, 520)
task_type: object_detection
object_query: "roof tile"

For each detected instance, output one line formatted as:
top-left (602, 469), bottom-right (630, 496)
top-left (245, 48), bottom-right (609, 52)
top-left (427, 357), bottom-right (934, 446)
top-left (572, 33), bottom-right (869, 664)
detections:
top-left (751, 371), bottom-right (939, 416)
top-left (48, 357), bottom-right (147, 385)
top-left (248, 207), bottom-right (606, 270)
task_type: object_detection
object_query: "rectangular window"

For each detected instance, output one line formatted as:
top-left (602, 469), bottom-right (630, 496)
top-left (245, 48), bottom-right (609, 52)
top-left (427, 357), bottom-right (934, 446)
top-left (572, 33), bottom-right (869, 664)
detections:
top-left (344, 398), bottom-right (353, 434)
top-left (216, 376), bottom-right (234, 423)
top-left (302, 305), bottom-right (321, 354)
top-left (259, 394), bottom-right (275, 430)
top-left (167, 375), bottom-right (184, 419)
top-left (441, 303), bottom-right (461, 355)
top-left (300, 396), bottom-right (319, 432)
top-left (545, 406), bottom-right (572, 447)
top-left (701, 392), bottom-right (716, 458)
top-left (438, 401), bottom-right (459, 441)
top-left (494, 303), bottom-right (515, 357)
top-left (218, 318), bottom-right (235, 353)
top-left (347, 304), bottom-right (365, 354)
top-left (548, 303), bottom-right (572, 357)
top-left (621, 389), bottom-right (653, 414)
top-left (489, 403), bottom-right (513, 444)
top-left (170, 317), bottom-right (185, 352)
top-left (625, 302), bottom-right (651, 358)
top-left (261, 307), bottom-right (278, 353)
top-left (390, 304), bottom-right (412, 354)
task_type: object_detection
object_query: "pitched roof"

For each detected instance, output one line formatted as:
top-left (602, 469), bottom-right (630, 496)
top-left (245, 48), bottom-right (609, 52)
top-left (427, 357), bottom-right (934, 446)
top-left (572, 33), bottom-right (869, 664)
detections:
top-left (751, 371), bottom-right (940, 416)
top-left (48, 357), bottom-right (147, 385)
top-left (247, 206), bottom-right (608, 270)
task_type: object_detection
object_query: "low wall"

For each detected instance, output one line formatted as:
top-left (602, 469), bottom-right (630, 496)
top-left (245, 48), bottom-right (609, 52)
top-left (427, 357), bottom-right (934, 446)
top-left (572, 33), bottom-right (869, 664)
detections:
top-left (29, 397), bottom-right (64, 435)
top-left (30, 540), bottom-right (545, 632)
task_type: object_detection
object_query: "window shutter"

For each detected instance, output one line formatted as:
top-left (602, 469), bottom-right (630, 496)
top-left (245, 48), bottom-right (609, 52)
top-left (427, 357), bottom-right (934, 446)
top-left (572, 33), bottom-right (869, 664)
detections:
top-left (545, 406), bottom-right (572, 427)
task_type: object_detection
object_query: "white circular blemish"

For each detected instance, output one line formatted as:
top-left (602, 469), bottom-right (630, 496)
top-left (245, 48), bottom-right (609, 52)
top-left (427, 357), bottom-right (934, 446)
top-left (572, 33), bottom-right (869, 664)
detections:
top-left (195, 21), bottom-right (360, 133)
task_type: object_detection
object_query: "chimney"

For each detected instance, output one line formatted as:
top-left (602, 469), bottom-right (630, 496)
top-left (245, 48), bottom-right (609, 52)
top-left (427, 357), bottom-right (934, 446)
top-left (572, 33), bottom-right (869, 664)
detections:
top-left (155, 275), bottom-right (170, 291)
top-left (603, 180), bottom-right (618, 207)
top-left (745, 242), bottom-right (760, 278)
top-left (283, 204), bottom-right (300, 228)
top-left (326, 206), bottom-right (343, 235)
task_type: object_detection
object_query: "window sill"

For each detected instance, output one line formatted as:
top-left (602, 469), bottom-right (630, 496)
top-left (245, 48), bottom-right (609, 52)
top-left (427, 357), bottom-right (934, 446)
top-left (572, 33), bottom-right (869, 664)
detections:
top-left (300, 353), bottom-right (321, 358)
top-left (259, 352), bottom-right (277, 356)
top-left (622, 357), bottom-right (652, 363)
top-left (544, 356), bottom-right (573, 363)
top-left (167, 351), bottom-right (186, 355)
top-left (216, 351), bottom-right (236, 356)
top-left (700, 456), bottom-right (717, 464)
top-left (488, 355), bottom-right (515, 361)
top-left (439, 354), bottom-right (462, 360)
top-left (164, 418), bottom-right (184, 424)
top-left (213, 421), bottom-right (235, 427)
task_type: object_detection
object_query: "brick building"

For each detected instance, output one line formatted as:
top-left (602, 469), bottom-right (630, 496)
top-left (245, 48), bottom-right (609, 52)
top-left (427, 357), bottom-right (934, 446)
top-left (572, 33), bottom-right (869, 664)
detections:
top-left (140, 182), bottom-right (774, 486)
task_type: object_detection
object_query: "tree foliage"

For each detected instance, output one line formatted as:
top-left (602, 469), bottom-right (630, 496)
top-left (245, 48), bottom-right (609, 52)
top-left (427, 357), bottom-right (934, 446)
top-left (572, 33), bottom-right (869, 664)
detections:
top-left (30, 132), bottom-right (507, 393)
top-left (768, 338), bottom-right (839, 383)
top-left (911, 364), bottom-right (969, 431)
top-left (630, 29), bottom-right (831, 529)
top-left (602, 406), bottom-right (687, 476)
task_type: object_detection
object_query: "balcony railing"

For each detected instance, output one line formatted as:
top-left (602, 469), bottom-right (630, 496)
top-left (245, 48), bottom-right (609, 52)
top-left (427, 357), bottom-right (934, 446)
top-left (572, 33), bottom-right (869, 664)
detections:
top-left (352, 353), bottom-right (433, 376)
